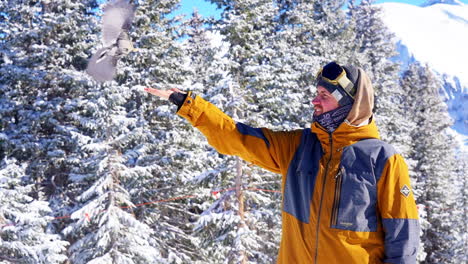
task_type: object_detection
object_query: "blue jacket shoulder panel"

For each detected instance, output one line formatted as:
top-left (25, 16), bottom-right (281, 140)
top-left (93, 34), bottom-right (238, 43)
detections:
top-left (236, 122), bottom-right (271, 148)
top-left (340, 139), bottom-right (397, 182)
top-left (283, 129), bottom-right (323, 223)
top-left (332, 139), bottom-right (398, 231)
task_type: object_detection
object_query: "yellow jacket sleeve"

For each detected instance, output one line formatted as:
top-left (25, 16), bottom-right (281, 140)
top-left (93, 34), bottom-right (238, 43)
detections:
top-left (377, 154), bottom-right (420, 264)
top-left (176, 93), bottom-right (301, 174)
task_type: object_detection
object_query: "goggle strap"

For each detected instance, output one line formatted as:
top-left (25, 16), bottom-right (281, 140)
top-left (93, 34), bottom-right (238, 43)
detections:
top-left (315, 65), bottom-right (357, 98)
top-left (338, 76), bottom-right (356, 98)
top-left (315, 68), bottom-right (323, 79)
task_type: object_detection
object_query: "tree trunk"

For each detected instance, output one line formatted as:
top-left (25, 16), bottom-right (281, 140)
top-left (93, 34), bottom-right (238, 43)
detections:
top-left (235, 156), bottom-right (247, 264)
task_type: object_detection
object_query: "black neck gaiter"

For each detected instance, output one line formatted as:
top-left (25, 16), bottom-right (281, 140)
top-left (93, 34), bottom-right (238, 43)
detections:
top-left (313, 104), bottom-right (353, 133)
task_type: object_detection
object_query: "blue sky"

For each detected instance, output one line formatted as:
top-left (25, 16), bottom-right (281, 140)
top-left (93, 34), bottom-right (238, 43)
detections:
top-left (175, 0), bottom-right (468, 19)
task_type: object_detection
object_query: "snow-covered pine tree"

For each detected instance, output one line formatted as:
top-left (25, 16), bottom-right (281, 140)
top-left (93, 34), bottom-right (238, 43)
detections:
top-left (0, 0), bottom-right (99, 192)
top-left (0, 158), bottom-right (68, 263)
top-left (179, 9), bottom-right (250, 262)
top-left (0, 1), bottom-right (105, 262)
top-left (282, 0), bottom-right (358, 61)
top-left (185, 0), bottom-right (284, 262)
top-left (62, 149), bottom-right (161, 263)
top-left (57, 0), bottom-right (208, 262)
top-left (274, 0), bottom-right (359, 125)
top-left (400, 63), bottom-right (463, 263)
top-left (181, 9), bottom-right (225, 96)
top-left (450, 152), bottom-right (468, 264)
top-left (0, 0), bottom-right (172, 261)
top-left (346, 0), bottom-right (397, 68)
top-left (180, 9), bottom-right (235, 191)
top-left (346, 0), bottom-right (409, 155)
top-left (274, 0), bottom-right (323, 94)
top-left (87, 0), bottom-right (216, 262)
top-left (309, 0), bottom-right (357, 61)
top-left (235, 0), bottom-right (313, 130)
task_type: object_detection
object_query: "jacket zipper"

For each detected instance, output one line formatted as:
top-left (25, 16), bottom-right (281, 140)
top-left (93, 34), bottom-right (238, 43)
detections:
top-left (314, 133), bottom-right (333, 264)
top-left (331, 167), bottom-right (344, 227)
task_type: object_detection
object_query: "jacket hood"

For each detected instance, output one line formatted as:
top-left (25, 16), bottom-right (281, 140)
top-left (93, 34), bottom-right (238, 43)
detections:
top-left (345, 68), bottom-right (374, 126)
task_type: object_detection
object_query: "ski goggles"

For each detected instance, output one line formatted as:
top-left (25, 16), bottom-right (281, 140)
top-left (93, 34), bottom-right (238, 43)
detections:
top-left (315, 62), bottom-right (356, 97)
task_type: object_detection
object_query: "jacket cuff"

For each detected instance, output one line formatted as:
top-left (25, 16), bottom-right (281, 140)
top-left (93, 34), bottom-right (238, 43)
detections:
top-left (169, 92), bottom-right (187, 109)
top-left (176, 91), bottom-right (205, 125)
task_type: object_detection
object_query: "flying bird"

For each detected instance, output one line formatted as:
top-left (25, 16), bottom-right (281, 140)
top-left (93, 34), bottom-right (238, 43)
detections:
top-left (86, 0), bottom-right (137, 82)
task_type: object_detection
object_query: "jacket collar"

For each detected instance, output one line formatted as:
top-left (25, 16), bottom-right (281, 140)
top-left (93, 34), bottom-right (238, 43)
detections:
top-left (311, 118), bottom-right (380, 151)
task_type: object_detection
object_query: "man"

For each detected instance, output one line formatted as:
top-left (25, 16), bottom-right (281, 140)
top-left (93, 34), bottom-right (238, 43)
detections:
top-left (144, 61), bottom-right (420, 264)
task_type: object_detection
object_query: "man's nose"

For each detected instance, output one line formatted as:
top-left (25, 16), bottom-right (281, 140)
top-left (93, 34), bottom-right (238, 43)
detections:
top-left (312, 97), bottom-right (320, 105)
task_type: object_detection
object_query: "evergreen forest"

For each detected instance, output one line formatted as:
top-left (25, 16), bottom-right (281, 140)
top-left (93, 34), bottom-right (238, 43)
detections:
top-left (0, 0), bottom-right (466, 263)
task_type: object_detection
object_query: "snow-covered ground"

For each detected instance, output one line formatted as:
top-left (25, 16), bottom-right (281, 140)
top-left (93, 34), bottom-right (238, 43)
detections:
top-left (378, 1), bottom-right (468, 149)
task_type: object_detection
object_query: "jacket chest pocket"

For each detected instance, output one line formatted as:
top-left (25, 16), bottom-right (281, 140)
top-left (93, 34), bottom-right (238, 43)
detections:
top-left (331, 167), bottom-right (378, 232)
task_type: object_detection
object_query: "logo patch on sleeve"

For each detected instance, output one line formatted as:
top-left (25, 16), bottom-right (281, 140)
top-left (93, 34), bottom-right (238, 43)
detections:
top-left (400, 185), bottom-right (411, 197)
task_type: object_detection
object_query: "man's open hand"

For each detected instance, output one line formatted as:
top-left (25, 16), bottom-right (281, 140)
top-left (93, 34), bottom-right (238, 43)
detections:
top-left (144, 87), bottom-right (185, 100)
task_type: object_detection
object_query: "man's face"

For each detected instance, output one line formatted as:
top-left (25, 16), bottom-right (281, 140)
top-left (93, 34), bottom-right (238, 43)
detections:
top-left (312, 86), bottom-right (340, 116)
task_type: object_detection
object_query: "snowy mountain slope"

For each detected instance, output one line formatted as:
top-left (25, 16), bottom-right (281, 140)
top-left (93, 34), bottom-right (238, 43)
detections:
top-left (378, 1), bottom-right (468, 147)
top-left (421, 0), bottom-right (465, 7)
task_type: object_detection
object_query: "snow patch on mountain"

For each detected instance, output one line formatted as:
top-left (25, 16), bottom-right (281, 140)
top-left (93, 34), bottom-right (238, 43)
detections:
top-left (379, 3), bottom-right (468, 84)
top-left (378, 2), bottom-right (468, 147)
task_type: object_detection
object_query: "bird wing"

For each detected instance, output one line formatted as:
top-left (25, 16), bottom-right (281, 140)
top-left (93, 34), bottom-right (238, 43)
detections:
top-left (86, 48), bottom-right (118, 82)
top-left (102, 0), bottom-right (136, 47)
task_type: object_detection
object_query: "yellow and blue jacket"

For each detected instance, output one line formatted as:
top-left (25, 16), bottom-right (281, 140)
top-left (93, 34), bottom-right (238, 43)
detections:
top-left (177, 92), bottom-right (419, 264)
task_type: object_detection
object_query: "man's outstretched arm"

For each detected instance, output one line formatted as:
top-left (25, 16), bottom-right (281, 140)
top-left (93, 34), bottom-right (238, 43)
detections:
top-left (144, 87), bottom-right (301, 174)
